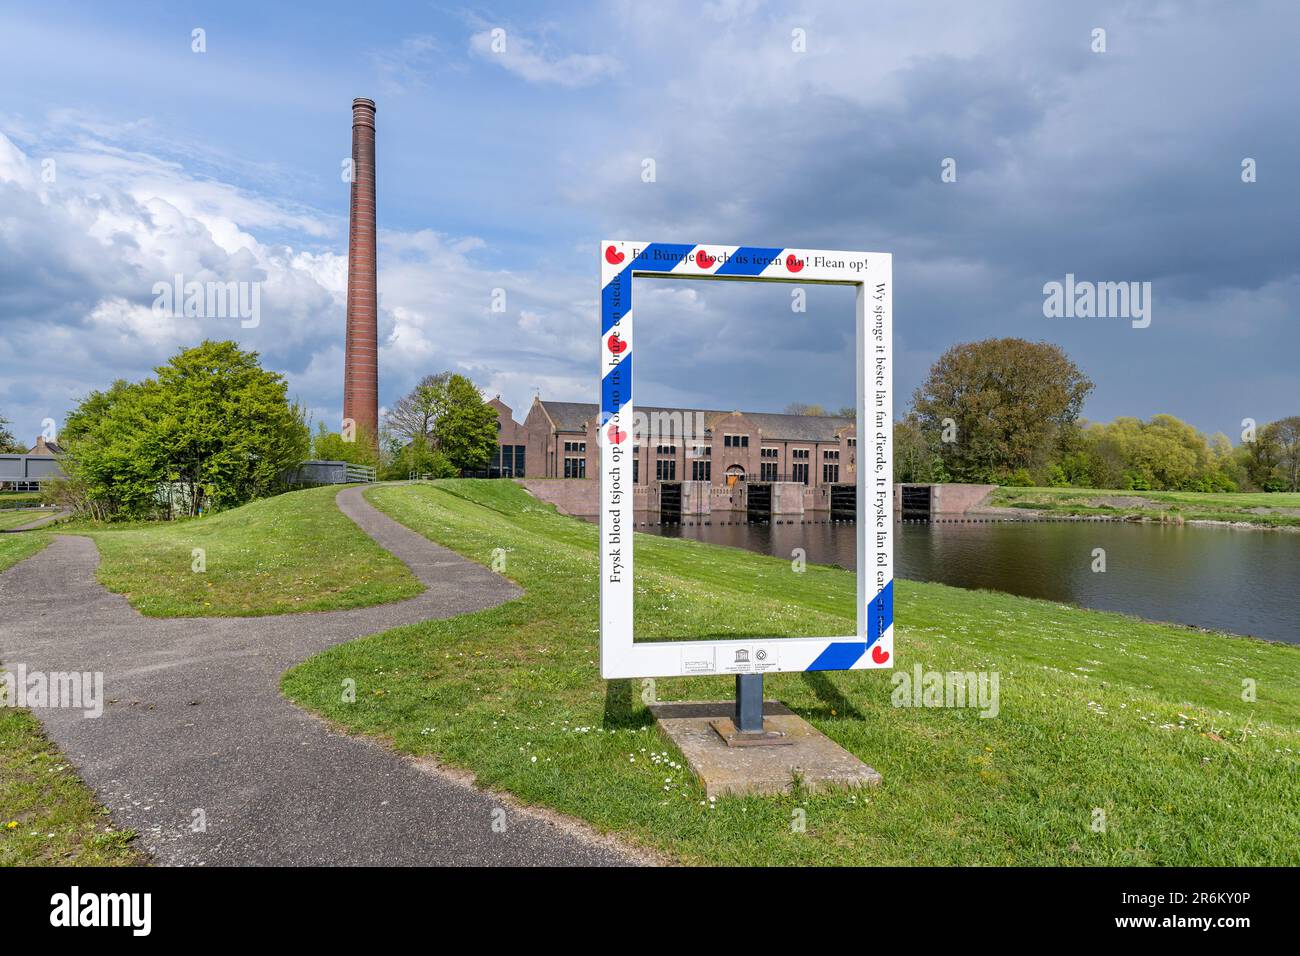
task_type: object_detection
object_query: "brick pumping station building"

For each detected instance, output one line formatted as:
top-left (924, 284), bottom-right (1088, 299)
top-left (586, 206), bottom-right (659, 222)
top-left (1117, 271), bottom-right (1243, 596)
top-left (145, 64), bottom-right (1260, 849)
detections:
top-left (488, 397), bottom-right (860, 522)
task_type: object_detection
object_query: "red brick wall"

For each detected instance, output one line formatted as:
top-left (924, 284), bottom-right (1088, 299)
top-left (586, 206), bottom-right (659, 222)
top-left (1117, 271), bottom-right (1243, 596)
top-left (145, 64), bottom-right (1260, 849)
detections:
top-left (515, 478), bottom-right (599, 517)
top-left (344, 98), bottom-right (378, 447)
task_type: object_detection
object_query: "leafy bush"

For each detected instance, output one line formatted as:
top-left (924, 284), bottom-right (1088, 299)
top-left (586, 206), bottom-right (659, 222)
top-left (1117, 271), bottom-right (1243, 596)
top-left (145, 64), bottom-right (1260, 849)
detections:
top-left (61, 341), bottom-right (309, 519)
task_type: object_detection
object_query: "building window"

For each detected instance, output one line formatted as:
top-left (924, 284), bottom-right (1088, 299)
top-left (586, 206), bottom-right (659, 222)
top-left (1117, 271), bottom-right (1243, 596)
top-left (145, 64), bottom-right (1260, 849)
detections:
top-left (497, 444), bottom-right (526, 477)
top-left (656, 459), bottom-right (676, 480)
top-left (760, 447), bottom-right (778, 459)
top-left (560, 440), bottom-right (585, 478)
top-left (823, 449), bottom-right (840, 461)
top-left (792, 462), bottom-right (809, 484)
top-left (847, 437), bottom-right (857, 448)
top-left (723, 434), bottom-right (749, 448)
top-left (691, 459), bottom-right (711, 482)
top-left (655, 444), bottom-right (677, 456)
top-left (760, 462), bottom-right (778, 481)
top-left (633, 458), bottom-right (639, 484)
top-left (823, 463), bottom-right (840, 483)
top-left (493, 444), bottom-right (525, 477)
top-left (791, 448), bottom-right (810, 460)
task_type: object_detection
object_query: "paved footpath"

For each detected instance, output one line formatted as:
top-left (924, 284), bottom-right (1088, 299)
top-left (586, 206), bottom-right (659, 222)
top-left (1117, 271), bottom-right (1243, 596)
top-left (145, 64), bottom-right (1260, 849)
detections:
top-left (0, 509), bottom-right (68, 532)
top-left (0, 486), bottom-right (638, 866)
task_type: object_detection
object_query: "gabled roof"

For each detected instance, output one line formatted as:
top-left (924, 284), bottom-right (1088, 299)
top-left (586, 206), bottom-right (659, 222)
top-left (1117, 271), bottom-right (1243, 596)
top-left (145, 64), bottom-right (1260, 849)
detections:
top-left (29, 436), bottom-right (64, 456)
top-left (535, 400), bottom-right (596, 432)
top-left (535, 401), bottom-right (852, 442)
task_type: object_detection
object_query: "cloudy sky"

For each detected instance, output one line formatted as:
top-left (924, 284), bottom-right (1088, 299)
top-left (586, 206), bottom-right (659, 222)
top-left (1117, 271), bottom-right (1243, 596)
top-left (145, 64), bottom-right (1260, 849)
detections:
top-left (1, 0), bottom-right (1296, 445)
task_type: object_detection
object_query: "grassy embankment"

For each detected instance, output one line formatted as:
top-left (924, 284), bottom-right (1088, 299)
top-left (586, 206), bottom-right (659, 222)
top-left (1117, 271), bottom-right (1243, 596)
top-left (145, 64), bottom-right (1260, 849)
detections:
top-left (0, 533), bottom-right (143, 865)
top-left (990, 486), bottom-right (1300, 529)
top-left (283, 481), bottom-right (1300, 866)
top-left (68, 485), bottom-right (423, 617)
top-left (0, 511), bottom-right (44, 532)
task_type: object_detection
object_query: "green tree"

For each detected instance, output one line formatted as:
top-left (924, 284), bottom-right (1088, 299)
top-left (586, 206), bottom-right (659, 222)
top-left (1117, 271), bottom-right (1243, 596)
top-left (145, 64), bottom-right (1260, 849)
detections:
top-left (62, 341), bottom-right (309, 518)
top-left (892, 415), bottom-right (946, 483)
top-left (386, 372), bottom-right (498, 474)
top-left (312, 423), bottom-right (379, 467)
top-left (1073, 415), bottom-right (1237, 491)
top-left (1263, 416), bottom-right (1300, 492)
top-left (384, 373), bottom-right (449, 448)
top-left (0, 412), bottom-right (23, 453)
top-left (1125, 414), bottom-right (1205, 490)
top-left (381, 441), bottom-right (458, 481)
top-left (912, 338), bottom-right (1094, 482)
top-left (1239, 427), bottom-right (1282, 491)
top-left (434, 374), bottom-right (498, 471)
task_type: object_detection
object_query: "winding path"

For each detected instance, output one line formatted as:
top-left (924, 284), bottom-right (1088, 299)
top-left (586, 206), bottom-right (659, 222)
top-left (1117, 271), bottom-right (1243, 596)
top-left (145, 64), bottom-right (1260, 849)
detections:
top-left (0, 508), bottom-right (67, 532)
top-left (0, 485), bottom-right (638, 866)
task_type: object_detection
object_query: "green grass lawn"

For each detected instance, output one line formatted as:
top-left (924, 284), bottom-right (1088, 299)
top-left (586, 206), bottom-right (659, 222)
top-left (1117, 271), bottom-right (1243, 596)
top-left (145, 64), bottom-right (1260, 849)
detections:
top-left (0, 708), bottom-right (144, 866)
top-left (282, 480), bottom-right (1300, 866)
top-left (0, 510), bottom-right (53, 531)
top-left (71, 485), bottom-right (423, 616)
top-left (991, 486), bottom-right (1300, 528)
top-left (1, 532), bottom-right (142, 865)
top-left (0, 530), bottom-right (52, 572)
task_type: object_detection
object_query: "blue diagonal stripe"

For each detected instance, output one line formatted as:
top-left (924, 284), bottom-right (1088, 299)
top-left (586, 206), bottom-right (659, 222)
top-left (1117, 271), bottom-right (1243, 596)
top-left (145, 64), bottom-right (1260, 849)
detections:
top-left (601, 267), bottom-right (630, 335)
top-left (868, 579), bottom-right (894, 643)
top-left (806, 641), bottom-right (866, 671)
top-left (629, 243), bottom-right (696, 274)
top-left (805, 579), bottom-right (894, 671)
top-left (600, 354), bottom-right (631, 423)
top-left (714, 246), bottom-right (785, 277)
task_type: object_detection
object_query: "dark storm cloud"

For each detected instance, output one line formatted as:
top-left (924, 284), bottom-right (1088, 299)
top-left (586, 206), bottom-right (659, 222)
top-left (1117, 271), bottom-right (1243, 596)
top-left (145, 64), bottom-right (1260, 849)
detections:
top-left (584, 1), bottom-right (1300, 435)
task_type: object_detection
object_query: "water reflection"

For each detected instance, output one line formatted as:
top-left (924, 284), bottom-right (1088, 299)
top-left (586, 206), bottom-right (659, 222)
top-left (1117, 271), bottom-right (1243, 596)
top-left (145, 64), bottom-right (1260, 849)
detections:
top-left (646, 519), bottom-right (1300, 644)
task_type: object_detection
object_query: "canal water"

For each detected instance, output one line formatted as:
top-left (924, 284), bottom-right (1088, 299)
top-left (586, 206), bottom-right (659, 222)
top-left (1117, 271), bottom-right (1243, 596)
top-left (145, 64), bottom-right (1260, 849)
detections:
top-left (646, 519), bottom-right (1300, 645)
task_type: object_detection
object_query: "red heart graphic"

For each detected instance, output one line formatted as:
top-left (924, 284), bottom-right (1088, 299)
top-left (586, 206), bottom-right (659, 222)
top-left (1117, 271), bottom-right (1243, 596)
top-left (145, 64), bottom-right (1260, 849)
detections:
top-left (785, 253), bottom-right (804, 273)
top-left (871, 644), bottom-right (890, 665)
top-left (606, 423), bottom-right (627, 444)
top-left (696, 248), bottom-right (716, 269)
top-left (607, 333), bottom-right (627, 354)
top-left (605, 245), bottom-right (625, 265)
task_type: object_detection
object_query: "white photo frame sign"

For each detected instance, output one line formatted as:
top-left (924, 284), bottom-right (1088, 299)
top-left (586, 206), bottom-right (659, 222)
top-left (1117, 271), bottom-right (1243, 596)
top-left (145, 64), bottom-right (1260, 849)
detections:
top-left (598, 240), bottom-right (893, 680)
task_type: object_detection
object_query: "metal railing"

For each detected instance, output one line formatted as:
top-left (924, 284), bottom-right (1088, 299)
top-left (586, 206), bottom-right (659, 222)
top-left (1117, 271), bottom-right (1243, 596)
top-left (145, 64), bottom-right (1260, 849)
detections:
top-left (725, 473), bottom-right (812, 485)
top-left (345, 463), bottom-right (377, 483)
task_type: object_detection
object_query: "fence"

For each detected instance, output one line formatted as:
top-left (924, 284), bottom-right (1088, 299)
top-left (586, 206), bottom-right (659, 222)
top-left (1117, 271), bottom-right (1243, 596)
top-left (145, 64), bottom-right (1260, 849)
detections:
top-left (284, 460), bottom-right (376, 486)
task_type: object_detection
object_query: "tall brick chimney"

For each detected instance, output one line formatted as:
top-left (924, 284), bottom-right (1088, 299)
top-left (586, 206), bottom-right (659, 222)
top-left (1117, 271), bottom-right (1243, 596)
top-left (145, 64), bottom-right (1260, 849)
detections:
top-left (344, 97), bottom-right (379, 447)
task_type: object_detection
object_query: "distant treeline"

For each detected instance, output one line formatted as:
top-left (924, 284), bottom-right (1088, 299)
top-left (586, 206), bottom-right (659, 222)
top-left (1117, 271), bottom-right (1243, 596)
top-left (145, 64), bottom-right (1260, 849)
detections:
top-left (884, 338), bottom-right (1298, 492)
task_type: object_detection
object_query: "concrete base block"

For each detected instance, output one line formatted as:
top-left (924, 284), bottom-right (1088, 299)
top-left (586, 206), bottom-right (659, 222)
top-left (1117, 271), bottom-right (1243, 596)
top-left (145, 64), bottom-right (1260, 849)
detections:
top-left (648, 700), bottom-right (883, 799)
